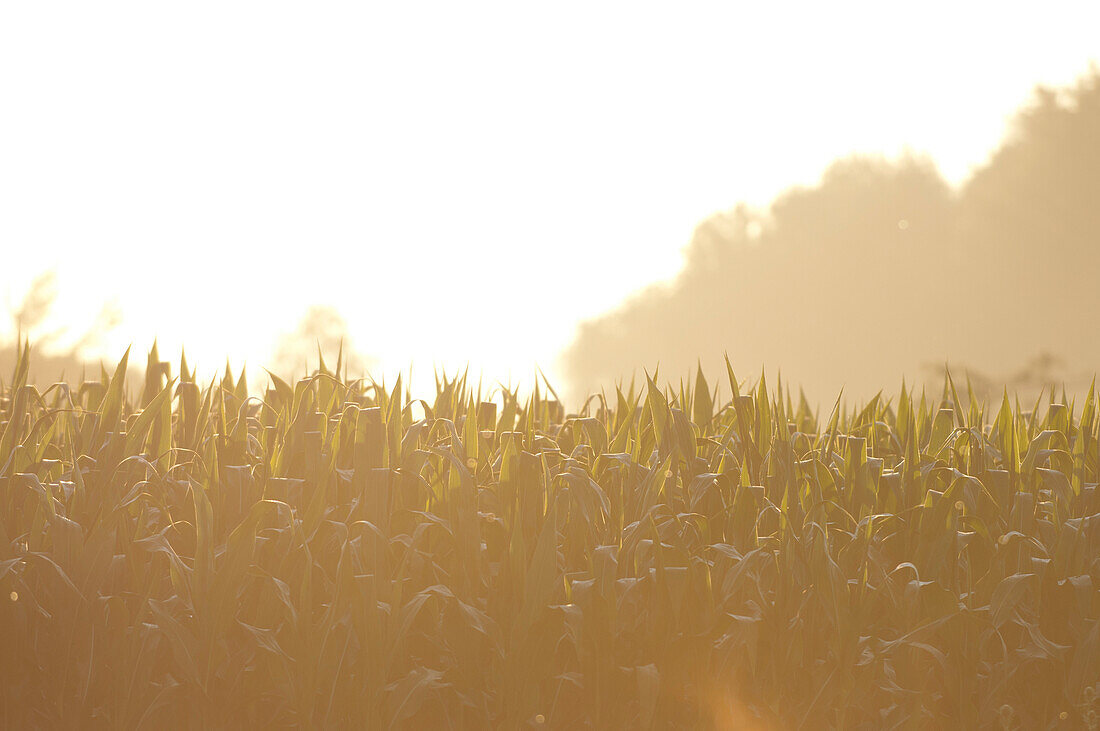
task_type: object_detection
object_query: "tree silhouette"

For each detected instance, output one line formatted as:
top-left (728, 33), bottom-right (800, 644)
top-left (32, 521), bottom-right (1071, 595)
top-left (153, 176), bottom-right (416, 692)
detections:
top-left (562, 67), bottom-right (1100, 404)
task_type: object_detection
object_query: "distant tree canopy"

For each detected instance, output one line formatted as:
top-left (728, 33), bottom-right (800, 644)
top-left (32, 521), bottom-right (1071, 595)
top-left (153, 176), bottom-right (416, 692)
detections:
top-left (562, 68), bottom-right (1100, 404)
top-left (0, 272), bottom-right (122, 387)
top-left (1, 280), bottom-right (373, 387)
top-left (269, 305), bottom-right (377, 380)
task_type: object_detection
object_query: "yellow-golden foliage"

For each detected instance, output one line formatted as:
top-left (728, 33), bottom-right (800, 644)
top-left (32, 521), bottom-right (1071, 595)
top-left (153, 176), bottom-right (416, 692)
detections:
top-left (1, 345), bottom-right (1098, 728)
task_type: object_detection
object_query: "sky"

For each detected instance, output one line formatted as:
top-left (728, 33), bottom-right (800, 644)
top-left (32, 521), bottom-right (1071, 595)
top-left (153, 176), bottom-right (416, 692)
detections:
top-left (2, 1), bottom-right (1098, 395)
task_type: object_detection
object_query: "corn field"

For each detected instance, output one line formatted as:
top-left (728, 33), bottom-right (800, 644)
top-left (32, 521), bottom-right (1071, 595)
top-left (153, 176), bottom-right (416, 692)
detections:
top-left (1, 343), bottom-right (1098, 729)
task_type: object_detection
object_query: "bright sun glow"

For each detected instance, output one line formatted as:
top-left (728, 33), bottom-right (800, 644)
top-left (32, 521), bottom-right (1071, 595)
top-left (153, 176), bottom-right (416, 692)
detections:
top-left (1, 1), bottom-right (1097, 392)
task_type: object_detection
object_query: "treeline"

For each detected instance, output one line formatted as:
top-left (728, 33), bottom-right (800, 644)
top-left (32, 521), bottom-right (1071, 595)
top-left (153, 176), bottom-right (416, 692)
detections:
top-left (563, 68), bottom-right (1100, 405)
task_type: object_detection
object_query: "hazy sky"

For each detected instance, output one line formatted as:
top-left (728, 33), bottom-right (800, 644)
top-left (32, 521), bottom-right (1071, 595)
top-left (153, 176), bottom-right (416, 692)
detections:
top-left (2, 1), bottom-right (1098, 392)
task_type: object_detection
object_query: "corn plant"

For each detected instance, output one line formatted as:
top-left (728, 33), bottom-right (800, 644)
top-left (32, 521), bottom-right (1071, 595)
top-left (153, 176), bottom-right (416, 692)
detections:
top-left (1, 343), bottom-right (1097, 728)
